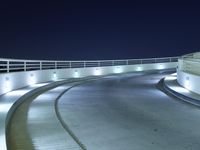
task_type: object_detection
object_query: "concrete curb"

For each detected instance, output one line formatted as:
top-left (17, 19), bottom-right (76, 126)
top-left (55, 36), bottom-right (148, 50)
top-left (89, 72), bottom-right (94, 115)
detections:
top-left (5, 79), bottom-right (74, 149)
top-left (162, 77), bottom-right (200, 107)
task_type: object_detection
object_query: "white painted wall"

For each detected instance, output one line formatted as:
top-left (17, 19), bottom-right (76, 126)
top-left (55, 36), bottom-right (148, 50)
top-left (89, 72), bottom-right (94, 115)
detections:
top-left (0, 62), bottom-right (177, 95)
top-left (177, 69), bottom-right (200, 95)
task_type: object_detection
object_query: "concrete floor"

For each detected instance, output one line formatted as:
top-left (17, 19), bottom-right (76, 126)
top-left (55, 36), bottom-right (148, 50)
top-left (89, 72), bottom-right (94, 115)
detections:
top-left (27, 84), bottom-right (82, 150)
top-left (57, 72), bottom-right (200, 150)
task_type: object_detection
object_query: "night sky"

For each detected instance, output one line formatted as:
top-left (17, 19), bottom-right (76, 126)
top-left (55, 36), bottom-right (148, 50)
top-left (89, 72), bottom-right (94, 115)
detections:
top-left (0, 1), bottom-right (200, 60)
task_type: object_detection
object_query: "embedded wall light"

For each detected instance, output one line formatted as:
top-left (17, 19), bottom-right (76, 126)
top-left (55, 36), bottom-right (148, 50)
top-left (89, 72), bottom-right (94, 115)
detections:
top-left (158, 64), bottom-right (164, 69)
top-left (53, 72), bottom-right (57, 80)
top-left (114, 66), bottom-right (123, 73)
top-left (74, 70), bottom-right (79, 78)
top-left (185, 76), bottom-right (190, 89)
top-left (5, 77), bottom-right (9, 84)
top-left (29, 73), bottom-right (36, 85)
top-left (4, 77), bottom-right (11, 93)
top-left (136, 66), bottom-right (142, 71)
top-left (94, 68), bottom-right (101, 76)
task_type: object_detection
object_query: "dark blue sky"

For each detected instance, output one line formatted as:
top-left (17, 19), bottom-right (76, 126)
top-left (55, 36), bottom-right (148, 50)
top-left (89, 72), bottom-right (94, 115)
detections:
top-left (0, 1), bottom-right (200, 60)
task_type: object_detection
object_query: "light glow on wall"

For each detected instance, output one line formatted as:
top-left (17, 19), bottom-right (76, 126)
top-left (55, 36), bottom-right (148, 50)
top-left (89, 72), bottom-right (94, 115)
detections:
top-left (136, 66), bottom-right (142, 71)
top-left (73, 70), bottom-right (79, 78)
top-left (171, 73), bottom-right (177, 76)
top-left (29, 74), bottom-right (36, 85)
top-left (114, 66), bottom-right (123, 73)
top-left (94, 68), bottom-right (101, 76)
top-left (158, 64), bottom-right (164, 69)
top-left (53, 72), bottom-right (57, 81)
top-left (4, 77), bottom-right (12, 93)
top-left (184, 76), bottom-right (190, 90)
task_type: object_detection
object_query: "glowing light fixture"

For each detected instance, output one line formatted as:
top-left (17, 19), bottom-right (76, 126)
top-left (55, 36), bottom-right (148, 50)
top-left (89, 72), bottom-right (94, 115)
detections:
top-left (158, 64), bottom-right (164, 69)
top-left (136, 66), bottom-right (142, 71)
top-left (4, 77), bottom-right (11, 93)
top-left (114, 66), bottom-right (123, 73)
top-left (53, 72), bottom-right (57, 81)
top-left (94, 68), bottom-right (101, 76)
top-left (185, 76), bottom-right (190, 89)
top-left (29, 74), bottom-right (36, 85)
top-left (74, 70), bottom-right (79, 78)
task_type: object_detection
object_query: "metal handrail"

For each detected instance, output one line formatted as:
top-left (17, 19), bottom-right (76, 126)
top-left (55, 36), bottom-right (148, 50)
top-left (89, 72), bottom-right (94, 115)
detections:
top-left (0, 57), bottom-right (179, 73)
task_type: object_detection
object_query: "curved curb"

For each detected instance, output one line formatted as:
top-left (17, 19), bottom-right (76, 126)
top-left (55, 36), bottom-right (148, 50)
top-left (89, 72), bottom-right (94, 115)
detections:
top-left (5, 79), bottom-right (80, 150)
top-left (54, 77), bottom-right (104, 150)
top-left (162, 78), bottom-right (200, 107)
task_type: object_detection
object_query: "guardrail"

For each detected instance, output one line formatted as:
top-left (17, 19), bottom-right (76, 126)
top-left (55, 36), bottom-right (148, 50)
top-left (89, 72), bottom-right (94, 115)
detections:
top-left (0, 57), bottom-right (178, 73)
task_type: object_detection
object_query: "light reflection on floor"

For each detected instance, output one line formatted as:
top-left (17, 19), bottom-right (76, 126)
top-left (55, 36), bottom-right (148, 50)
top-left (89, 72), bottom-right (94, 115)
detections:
top-left (0, 82), bottom-right (51, 150)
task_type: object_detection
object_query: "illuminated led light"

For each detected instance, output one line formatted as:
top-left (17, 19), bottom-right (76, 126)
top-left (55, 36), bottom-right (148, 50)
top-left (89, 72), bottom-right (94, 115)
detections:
top-left (4, 77), bottom-right (12, 93)
top-left (53, 72), bottom-right (57, 78)
top-left (52, 72), bottom-right (57, 81)
top-left (94, 68), bottom-right (101, 76)
top-left (29, 74), bottom-right (36, 85)
top-left (136, 66), bottom-right (142, 71)
top-left (114, 66), bottom-right (123, 73)
top-left (5, 77), bottom-right (10, 87)
top-left (184, 76), bottom-right (190, 89)
top-left (158, 64), bottom-right (164, 69)
top-left (74, 70), bottom-right (79, 78)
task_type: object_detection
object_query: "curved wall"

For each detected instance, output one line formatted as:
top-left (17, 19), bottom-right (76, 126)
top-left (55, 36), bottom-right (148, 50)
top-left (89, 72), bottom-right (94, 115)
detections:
top-left (177, 70), bottom-right (200, 94)
top-left (0, 62), bottom-right (177, 95)
top-left (177, 52), bottom-right (200, 94)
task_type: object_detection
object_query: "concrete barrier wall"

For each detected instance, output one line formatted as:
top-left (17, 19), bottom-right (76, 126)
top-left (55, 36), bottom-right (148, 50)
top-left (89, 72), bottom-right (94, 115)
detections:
top-left (0, 62), bottom-right (177, 95)
top-left (177, 69), bottom-right (200, 94)
top-left (177, 52), bottom-right (200, 95)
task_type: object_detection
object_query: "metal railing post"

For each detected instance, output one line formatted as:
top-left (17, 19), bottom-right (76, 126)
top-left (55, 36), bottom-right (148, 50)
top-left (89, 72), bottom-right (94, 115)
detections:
top-left (84, 61), bottom-right (86, 68)
top-left (69, 61), bottom-right (71, 68)
top-left (55, 61), bottom-right (57, 69)
top-left (7, 61), bottom-right (9, 73)
top-left (98, 61), bottom-right (100, 67)
top-left (24, 61), bottom-right (26, 71)
top-left (40, 61), bottom-right (42, 70)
